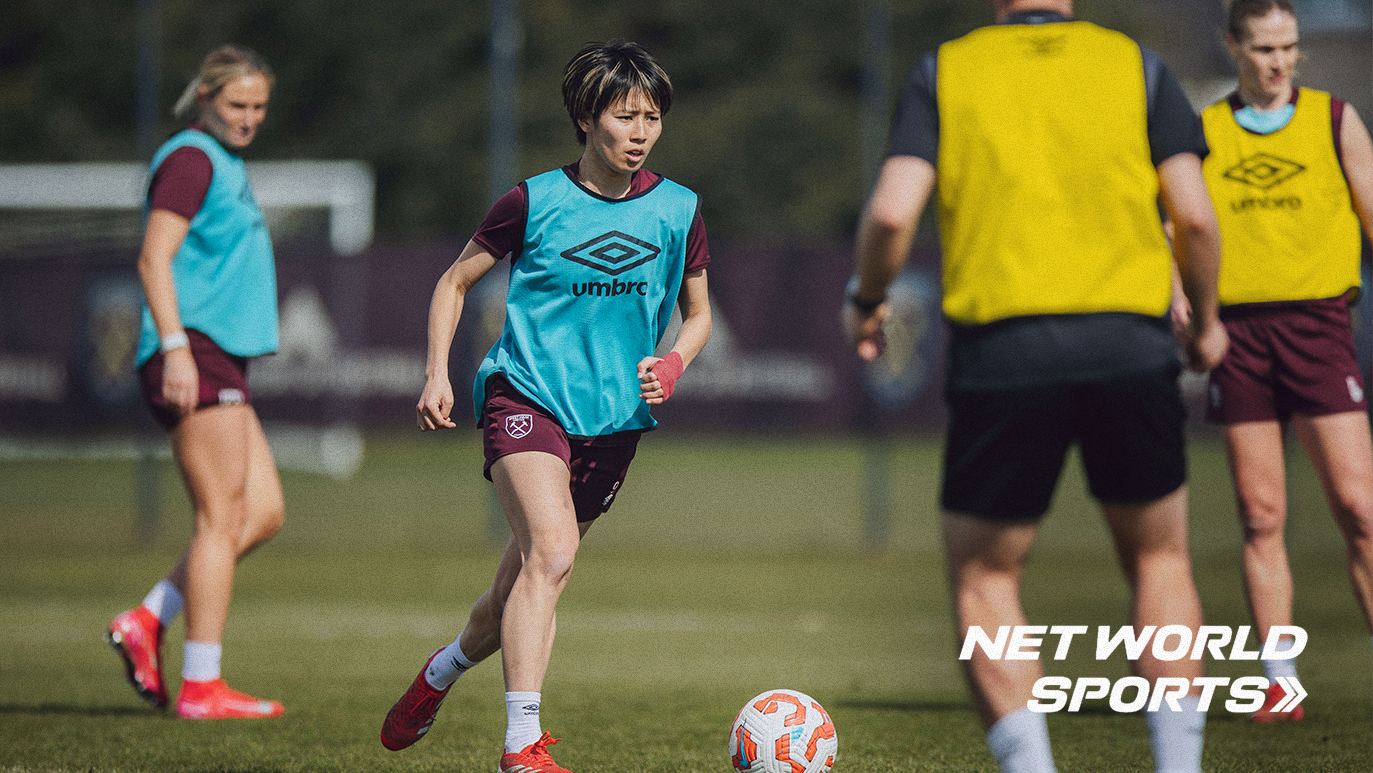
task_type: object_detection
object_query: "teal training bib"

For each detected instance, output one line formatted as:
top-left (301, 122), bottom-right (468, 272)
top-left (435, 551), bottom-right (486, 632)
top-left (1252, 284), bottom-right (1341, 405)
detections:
top-left (474, 168), bottom-right (698, 436)
top-left (137, 129), bottom-right (277, 366)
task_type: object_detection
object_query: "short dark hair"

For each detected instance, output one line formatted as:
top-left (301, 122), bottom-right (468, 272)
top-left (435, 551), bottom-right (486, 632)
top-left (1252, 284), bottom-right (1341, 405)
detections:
top-left (562, 41), bottom-right (672, 145)
top-left (1226, 0), bottom-right (1297, 40)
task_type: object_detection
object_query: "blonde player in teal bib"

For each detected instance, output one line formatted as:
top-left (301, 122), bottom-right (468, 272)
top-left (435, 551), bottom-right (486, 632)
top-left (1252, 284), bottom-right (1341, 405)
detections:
top-left (381, 42), bottom-right (712, 773)
top-left (106, 45), bottom-right (285, 720)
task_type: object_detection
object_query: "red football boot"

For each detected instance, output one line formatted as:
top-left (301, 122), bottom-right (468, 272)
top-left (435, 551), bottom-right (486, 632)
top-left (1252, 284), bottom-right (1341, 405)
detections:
top-left (499, 733), bottom-right (572, 773)
top-left (176, 678), bottom-right (284, 719)
top-left (380, 649), bottom-right (451, 751)
top-left (1251, 680), bottom-right (1305, 723)
top-left (105, 607), bottom-right (167, 708)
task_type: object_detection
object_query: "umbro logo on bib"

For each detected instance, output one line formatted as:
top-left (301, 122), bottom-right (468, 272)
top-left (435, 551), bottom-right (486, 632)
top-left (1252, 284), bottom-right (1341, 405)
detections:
top-left (1019, 33), bottom-right (1067, 57)
top-left (1223, 153), bottom-right (1305, 190)
top-left (506, 414), bottom-right (532, 438)
top-left (561, 231), bottom-right (660, 276)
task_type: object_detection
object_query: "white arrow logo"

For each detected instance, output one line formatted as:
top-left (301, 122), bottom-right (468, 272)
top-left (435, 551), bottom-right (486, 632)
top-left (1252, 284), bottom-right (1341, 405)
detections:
top-left (1270, 676), bottom-right (1306, 713)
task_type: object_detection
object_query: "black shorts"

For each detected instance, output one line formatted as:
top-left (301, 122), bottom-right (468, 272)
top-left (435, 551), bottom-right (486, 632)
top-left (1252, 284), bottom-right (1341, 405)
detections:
top-left (941, 365), bottom-right (1187, 521)
top-left (480, 374), bottom-right (641, 522)
top-left (138, 329), bottom-right (251, 430)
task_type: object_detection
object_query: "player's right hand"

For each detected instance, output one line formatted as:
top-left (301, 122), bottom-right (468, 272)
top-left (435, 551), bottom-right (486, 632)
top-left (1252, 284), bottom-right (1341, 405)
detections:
top-left (843, 302), bottom-right (890, 362)
top-left (416, 378), bottom-right (457, 431)
top-left (161, 347), bottom-right (199, 416)
top-left (1169, 294), bottom-right (1193, 348)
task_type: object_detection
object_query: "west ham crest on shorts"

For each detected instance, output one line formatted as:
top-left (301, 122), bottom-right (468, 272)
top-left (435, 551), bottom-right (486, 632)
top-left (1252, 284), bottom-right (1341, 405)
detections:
top-left (505, 414), bottom-right (533, 438)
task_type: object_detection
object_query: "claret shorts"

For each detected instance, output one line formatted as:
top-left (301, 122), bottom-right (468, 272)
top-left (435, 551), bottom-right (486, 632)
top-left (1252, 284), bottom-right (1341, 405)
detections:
top-left (1207, 298), bottom-right (1367, 424)
top-left (480, 374), bottom-right (641, 522)
top-left (138, 329), bottom-right (252, 430)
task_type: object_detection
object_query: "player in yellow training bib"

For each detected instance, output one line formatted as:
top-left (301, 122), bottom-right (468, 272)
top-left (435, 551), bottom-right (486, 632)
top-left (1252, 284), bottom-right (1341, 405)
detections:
top-left (1196, 0), bottom-right (1373, 725)
top-left (846, 1), bottom-right (1227, 771)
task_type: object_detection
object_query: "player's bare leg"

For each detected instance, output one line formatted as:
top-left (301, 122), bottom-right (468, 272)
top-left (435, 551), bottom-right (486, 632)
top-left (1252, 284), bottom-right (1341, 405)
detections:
top-left (943, 511), bottom-right (1042, 728)
top-left (1223, 420), bottom-right (1310, 721)
top-left (1103, 486), bottom-right (1205, 772)
top-left (451, 513), bottom-right (596, 664)
top-left (456, 537), bottom-right (524, 662)
top-left (943, 511), bottom-right (1056, 773)
top-left (1293, 411), bottom-right (1373, 632)
top-left (489, 451), bottom-right (583, 769)
top-left (382, 465), bottom-right (591, 753)
top-left (1224, 421), bottom-right (1293, 643)
top-left (107, 407), bottom-right (282, 712)
top-left (1102, 486), bottom-right (1204, 684)
top-left (492, 451), bottom-right (582, 693)
top-left (168, 404), bottom-right (283, 718)
top-left (164, 408), bottom-right (285, 593)
top-left (174, 405), bottom-right (253, 648)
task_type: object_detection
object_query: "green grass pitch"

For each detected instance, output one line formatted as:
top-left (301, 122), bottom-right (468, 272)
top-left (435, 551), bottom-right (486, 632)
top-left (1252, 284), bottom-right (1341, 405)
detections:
top-left (1, 431), bottom-right (1370, 771)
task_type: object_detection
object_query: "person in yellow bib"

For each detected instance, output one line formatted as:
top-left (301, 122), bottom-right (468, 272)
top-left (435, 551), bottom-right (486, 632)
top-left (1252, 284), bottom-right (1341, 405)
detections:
top-left (1197, 0), bottom-right (1373, 724)
top-left (846, 1), bottom-right (1227, 771)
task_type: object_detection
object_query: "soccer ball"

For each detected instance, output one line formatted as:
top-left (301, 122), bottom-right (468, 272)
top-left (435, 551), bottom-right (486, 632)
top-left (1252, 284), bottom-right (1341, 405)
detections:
top-left (729, 689), bottom-right (837, 773)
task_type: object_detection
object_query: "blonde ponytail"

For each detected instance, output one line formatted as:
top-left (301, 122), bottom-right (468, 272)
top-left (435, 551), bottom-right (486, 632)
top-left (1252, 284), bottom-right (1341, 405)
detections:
top-left (172, 44), bottom-right (274, 119)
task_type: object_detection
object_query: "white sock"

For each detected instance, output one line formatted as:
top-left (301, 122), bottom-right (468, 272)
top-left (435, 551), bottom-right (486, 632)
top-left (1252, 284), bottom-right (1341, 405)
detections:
top-left (504, 691), bottom-right (542, 753)
top-left (425, 636), bottom-right (478, 689)
top-left (182, 641), bottom-right (222, 682)
top-left (1261, 657), bottom-right (1298, 682)
top-left (986, 707), bottom-right (1056, 773)
top-left (140, 580), bottom-right (184, 625)
top-left (1145, 694), bottom-right (1204, 773)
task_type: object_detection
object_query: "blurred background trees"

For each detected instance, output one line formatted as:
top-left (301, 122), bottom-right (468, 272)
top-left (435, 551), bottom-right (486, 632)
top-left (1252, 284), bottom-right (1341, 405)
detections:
top-left (1, 0), bottom-right (1177, 244)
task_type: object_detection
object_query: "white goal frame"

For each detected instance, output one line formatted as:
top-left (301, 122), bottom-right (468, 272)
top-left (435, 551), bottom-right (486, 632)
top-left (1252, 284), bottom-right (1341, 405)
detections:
top-left (0, 160), bottom-right (374, 255)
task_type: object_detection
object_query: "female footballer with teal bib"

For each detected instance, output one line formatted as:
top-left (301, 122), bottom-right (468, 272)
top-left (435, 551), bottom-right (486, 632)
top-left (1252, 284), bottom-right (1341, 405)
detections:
top-left (381, 41), bottom-right (712, 773)
top-left (105, 45), bottom-right (285, 720)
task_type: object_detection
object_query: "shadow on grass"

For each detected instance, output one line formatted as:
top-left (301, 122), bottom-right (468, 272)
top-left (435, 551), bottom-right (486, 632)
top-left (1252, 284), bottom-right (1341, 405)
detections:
top-left (0, 703), bottom-right (164, 717)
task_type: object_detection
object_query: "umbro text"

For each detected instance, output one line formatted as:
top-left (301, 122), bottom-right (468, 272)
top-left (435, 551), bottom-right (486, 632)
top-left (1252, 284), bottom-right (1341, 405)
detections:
top-left (570, 279), bottom-right (649, 297)
top-left (1231, 196), bottom-right (1302, 212)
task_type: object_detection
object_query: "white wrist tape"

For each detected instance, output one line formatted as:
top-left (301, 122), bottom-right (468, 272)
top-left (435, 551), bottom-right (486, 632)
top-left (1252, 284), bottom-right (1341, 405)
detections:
top-left (160, 331), bottom-right (190, 353)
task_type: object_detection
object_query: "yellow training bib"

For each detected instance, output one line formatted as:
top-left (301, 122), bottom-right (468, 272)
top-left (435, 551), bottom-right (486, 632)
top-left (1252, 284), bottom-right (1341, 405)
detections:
top-left (1203, 88), bottom-right (1360, 306)
top-left (936, 21), bottom-right (1173, 325)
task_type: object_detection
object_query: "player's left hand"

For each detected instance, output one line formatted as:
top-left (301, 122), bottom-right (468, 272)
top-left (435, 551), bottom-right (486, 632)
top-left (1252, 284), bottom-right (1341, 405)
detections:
top-left (161, 346), bottom-right (200, 417)
top-left (638, 352), bottom-right (684, 405)
top-left (844, 302), bottom-right (890, 362)
top-left (1185, 317), bottom-right (1229, 373)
